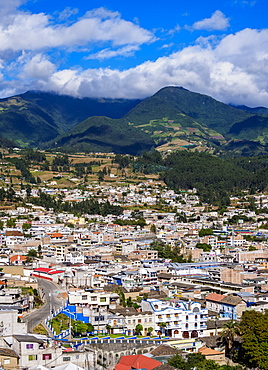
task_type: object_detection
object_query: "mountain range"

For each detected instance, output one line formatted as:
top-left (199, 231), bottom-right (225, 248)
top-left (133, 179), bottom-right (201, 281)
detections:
top-left (0, 86), bottom-right (268, 156)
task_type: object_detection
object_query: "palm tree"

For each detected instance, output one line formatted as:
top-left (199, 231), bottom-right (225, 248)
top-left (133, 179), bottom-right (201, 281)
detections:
top-left (220, 320), bottom-right (240, 358)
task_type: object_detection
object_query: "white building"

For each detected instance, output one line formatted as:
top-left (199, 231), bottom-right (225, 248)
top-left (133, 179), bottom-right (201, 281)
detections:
top-left (142, 298), bottom-right (208, 339)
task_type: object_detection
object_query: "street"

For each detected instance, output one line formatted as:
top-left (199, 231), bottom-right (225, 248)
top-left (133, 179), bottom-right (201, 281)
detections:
top-left (23, 278), bottom-right (65, 333)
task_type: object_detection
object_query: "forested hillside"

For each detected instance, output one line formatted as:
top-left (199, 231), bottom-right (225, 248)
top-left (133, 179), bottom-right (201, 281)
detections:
top-left (133, 150), bottom-right (268, 205)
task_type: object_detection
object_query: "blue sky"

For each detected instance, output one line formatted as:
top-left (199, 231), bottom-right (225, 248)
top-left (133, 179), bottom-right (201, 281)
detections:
top-left (0, 0), bottom-right (267, 106)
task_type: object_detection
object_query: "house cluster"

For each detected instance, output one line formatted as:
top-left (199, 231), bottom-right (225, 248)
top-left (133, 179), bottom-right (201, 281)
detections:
top-left (0, 181), bottom-right (268, 368)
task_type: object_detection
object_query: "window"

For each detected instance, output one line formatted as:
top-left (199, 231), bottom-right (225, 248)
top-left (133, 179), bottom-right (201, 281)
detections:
top-left (174, 313), bottom-right (178, 317)
top-left (82, 295), bottom-right (87, 300)
top-left (195, 315), bottom-right (198, 320)
top-left (144, 318), bottom-right (147, 322)
top-left (43, 354), bottom-right (52, 360)
top-left (3, 359), bottom-right (10, 365)
top-left (100, 297), bottom-right (106, 302)
top-left (149, 318), bottom-right (152, 322)
top-left (166, 314), bottom-right (170, 318)
top-left (100, 316), bottom-right (104, 321)
top-left (138, 319), bottom-right (142, 323)
top-left (94, 316), bottom-right (99, 321)
top-left (158, 315), bottom-right (162, 319)
top-left (174, 321), bottom-right (178, 325)
top-left (128, 320), bottom-right (131, 324)
top-left (28, 355), bottom-right (37, 361)
top-left (63, 357), bottom-right (71, 362)
top-left (133, 320), bottom-right (136, 324)
top-left (186, 315), bottom-right (188, 320)
top-left (91, 296), bottom-right (97, 301)
top-left (26, 344), bottom-right (34, 349)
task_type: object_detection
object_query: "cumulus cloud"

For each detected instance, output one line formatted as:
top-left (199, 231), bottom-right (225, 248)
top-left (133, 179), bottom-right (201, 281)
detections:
top-left (0, 6), bottom-right (155, 53)
top-left (192, 10), bottom-right (230, 31)
top-left (21, 54), bottom-right (56, 80)
top-left (0, 4), bottom-right (267, 108)
top-left (18, 27), bottom-right (266, 108)
top-left (0, 0), bottom-right (25, 16)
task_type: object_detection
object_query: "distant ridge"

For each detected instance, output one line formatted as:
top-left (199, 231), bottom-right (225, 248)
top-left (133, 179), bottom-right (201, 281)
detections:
top-left (0, 87), bottom-right (268, 156)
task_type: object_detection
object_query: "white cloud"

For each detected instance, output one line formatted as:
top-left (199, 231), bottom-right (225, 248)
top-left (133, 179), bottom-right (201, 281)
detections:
top-left (20, 27), bottom-right (267, 108)
top-left (0, 4), bottom-right (266, 108)
top-left (21, 54), bottom-right (56, 80)
top-left (160, 43), bottom-right (174, 49)
top-left (55, 7), bottom-right (79, 22)
top-left (231, 1), bottom-right (256, 7)
top-left (0, 7), bottom-right (155, 53)
top-left (167, 25), bottom-right (181, 35)
top-left (86, 45), bottom-right (140, 60)
top-left (0, 0), bottom-right (25, 16)
top-left (192, 10), bottom-right (230, 31)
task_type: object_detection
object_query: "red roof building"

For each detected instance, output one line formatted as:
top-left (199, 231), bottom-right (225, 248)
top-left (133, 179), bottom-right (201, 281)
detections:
top-left (115, 354), bottom-right (162, 370)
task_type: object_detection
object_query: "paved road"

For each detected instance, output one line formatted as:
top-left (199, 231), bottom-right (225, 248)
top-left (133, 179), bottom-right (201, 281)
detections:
top-left (23, 278), bottom-right (65, 333)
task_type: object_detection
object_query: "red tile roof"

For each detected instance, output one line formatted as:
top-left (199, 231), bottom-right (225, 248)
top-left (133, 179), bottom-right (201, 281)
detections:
top-left (9, 255), bottom-right (27, 262)
top-left (205, 292), bottom-right (225, 302)
top-left (115, 354), bottom-right (162, 370)
top-left (199, 346), bottom-right (224, 356)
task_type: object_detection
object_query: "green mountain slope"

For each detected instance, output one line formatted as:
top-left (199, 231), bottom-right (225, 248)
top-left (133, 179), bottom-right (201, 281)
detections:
top-left (121, 86), bottom-right (268, 155)
top-left (0, 87), bottom-right (268, 156)
top-left (0, 91), bottom-right (141, 147)
top-left (49, 116), bottom-right (155, 155)
top-left (124, 86), bottom-right (251, 133)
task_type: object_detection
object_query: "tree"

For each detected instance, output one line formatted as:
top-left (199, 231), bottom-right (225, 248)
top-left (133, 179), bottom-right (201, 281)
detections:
top-left (237, 310), bottom-right (268, 369)
top-left (167, 353), bottom-right (242, 370)
top-left (199, 228), bottom-right (214, 237)
top-left (6, 218), bottom-right (16, 228)
top-left (97, 170), bottom-right (104, 182)
top-left (186, 353), bottom-right (208, 370)
top-left (147, 327), bottom-right (154, 336)
top-left (150, 224), bottom-right (157, 234)
top-left (126, 297), bottom-right (133, 307)
top-left (26, 249), bottom-right (38, 263)
top-left (168, 354), bottom-right (186, 369)
top-left (135, 324), bottom-right (143, 335)
top-left (158, 322), bottom-right (166, 336)
top-left (105, 324), bottom-right (111, 335)
top-left (87, 323), bottom-right (94, 334)
top-left (37, 245), bottom-right (42, 258)
top-left (196, 242), bottom-right (212, 252)
top-left (72, 320), bottom-right (88, 337)
top-left (115, 287), bottom-right (126, 307)
top-left (26, 184), bottom-right (32, 197)
top-left (220, 320), bottom-right (240, 358)
top-left (22, 223), bottom-right (31, 231)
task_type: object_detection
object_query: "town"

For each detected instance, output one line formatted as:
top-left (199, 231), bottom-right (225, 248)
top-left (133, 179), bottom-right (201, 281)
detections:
top-left (0, 149), bottom-right (267, 370)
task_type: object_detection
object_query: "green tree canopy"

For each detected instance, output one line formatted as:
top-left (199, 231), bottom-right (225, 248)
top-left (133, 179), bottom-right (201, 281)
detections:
top-left (135, 324), bottom-right (143, 335)
top-left (237, 310), bottom-right (268, 370)
top-left (199, 228), bottom-right (214, 237)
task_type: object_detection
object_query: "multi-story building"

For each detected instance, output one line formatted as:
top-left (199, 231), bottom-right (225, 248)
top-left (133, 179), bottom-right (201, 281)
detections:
top-left (67, 289), bottom-right (119, 333)
top-left (108, 308), bottom-right (155, 336)
top-left (142, 298), bottom-right (208, 339)
top-left (205, 292), bottom-right (247, 320)
top-left (10, 334), bottom-right (63, 369)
